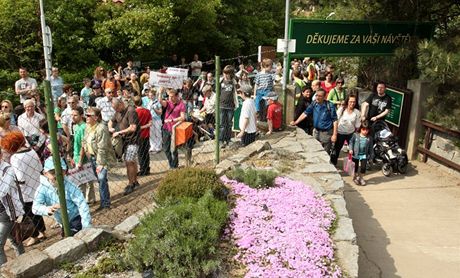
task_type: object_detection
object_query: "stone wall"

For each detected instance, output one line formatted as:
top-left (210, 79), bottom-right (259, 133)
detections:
top-left (424, 131), bottom-right (460, 176)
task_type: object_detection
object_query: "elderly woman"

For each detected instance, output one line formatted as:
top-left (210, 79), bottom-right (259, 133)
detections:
top-left (81, 107), bottom-right (115, 211)
top-left (0, 148), bottom-right (25, 265)
top-left (1, 131), bottom-right (45, 247)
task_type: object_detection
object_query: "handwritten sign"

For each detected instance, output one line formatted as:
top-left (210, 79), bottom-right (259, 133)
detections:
top-left (149, 71), bottom-right (185, 89)
top-left (166, 67), bottom-right (188, 78)
top-left (67, 163), bottom-right (97, 185)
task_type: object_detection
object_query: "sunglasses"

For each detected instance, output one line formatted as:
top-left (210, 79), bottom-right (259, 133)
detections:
top-left (86, 114), bottom-right (94, 117)
top-left (1, 105), bottom-right (9, 108)
top-left (4, 117), bottom-right (10, 121)
top-left (337, 82), bottom-right (343, 84)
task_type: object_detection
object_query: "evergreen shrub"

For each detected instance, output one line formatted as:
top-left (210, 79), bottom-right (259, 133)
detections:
top-left (155, 167), bottom-right (227, 204)
top-left (125, 191), bottom-right (229, 277)
top-left (226, 168), bottom-right (278, 189)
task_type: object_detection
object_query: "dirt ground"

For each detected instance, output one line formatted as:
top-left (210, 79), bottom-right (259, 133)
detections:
top-left (341, 158), bottom-right (460, 278)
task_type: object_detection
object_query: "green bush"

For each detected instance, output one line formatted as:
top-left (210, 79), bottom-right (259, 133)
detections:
top-left (227, 167), bottom-right (278, 189)
top-left (125, 191), bottom-right (229, 277)
top-left (155, 167), bottom-right (227, 204)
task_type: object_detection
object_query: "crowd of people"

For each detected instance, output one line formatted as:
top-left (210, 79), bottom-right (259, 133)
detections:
top-left (0, 54), bottom-right (392, 264)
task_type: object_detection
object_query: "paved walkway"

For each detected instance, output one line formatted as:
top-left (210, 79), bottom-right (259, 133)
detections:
top-left (342, 160), bottom-right (460, 278)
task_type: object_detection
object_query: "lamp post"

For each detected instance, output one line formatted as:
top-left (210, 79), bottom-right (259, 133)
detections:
top-left (282, 0), bottom-right (290, 124)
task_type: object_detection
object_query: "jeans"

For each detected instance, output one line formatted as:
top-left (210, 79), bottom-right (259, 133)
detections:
top-left (61, 215), bottom-right (82, 237)
top-left (255, 88), bottom-right (270, 112)
top-left (330, 132), bottom-right (354, 166)
top-left (219, 108), bottom-right (234, 144)
top-left (242, 132), bottom-right (256, 146)
top-left (162, 129), bottom-right (178, 168)
top-left (0, 211), bottom-right (24, 265)
top-left (138, 137), bottom-right (150, 174)
top-left (90, 156), bottom-right (111, 208)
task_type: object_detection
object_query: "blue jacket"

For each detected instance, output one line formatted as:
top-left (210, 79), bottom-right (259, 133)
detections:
top-left (304, 100), bottom-right (337, 130)
top-left (349, 133), bottom-right (374, 160)
top-left (32, 176), bottom-right (91, 228)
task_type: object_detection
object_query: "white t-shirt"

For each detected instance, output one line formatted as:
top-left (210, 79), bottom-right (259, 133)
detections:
top-left (10, 149), bottom-right (43, 203)
top-left (240, 98), bottom-right (257, 133)
top-left (190, 60), bottom-right (202, 77)
top-left (15, 77), bottom-right (38, 103)
top-left (337, 107), bottom-right (361, 134)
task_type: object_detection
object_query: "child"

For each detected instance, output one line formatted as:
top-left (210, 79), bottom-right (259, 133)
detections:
top-left (32, 157), bottom-right (92, 236)
top-left (80, 78), bottom-right (92, 109)
top-left (264, 92), bottom-right (283, 135)
top-left (348, 121), bottom-right (373, 186)
top-left (253, 58), bottom-right (275, 116)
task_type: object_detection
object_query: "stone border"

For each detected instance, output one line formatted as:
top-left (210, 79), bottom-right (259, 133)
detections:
top-left (0, 203), bottom-right (157, 278)
top-left (1, 129), bottom-right (357, 277)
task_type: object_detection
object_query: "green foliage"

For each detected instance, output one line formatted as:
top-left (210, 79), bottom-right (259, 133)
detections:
top-left (125, 191), bottom-right (229, 277)
top-left (59, 261), bottom-right (83, 274)
top-left (155, 167), bottom-right (227, 204)
top-left (417, 40), bottom-right (460, 129)
top-left (226, 168), bottom-right (278, 189)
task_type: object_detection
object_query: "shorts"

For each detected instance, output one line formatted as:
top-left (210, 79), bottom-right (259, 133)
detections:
top-left (123, 144), bottom-right (139, 162)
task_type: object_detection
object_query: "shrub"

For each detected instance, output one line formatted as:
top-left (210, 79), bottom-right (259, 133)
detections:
top-left (226, 168), bottom-right (278, 189)
top-left (125, 191), bottom-right (229, 277)
top-left (155, 167), bottom-right (227, 204)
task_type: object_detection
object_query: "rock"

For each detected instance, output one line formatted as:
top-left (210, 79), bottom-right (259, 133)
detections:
top-left (318, 173), bottom-right (343, 182)
top-left (74, 228), bottom-right (113, 252)
top-left (299, 140), bottom-right (325, 152)
top-left (215, 159), bottom-right (235, 176)
top-left (228, 153), bottom-right (248, 164)
top-left (323, 180), bottom-right (345, 194)
top-left (335, 241), bottom-right (359, 278)
top-left (272, 139), bottom-right (297, 149)
top-left (244, 141), bottom-right (271, 156)
top-left (333, 217), bottom-right (356, 243)
top-left (295, 129), bottom-right (311, 140)
top-left (329, 195), bottom-right (348, 217)
top-left (44, 237), bottom-right (87, 266)
top-left (280, 144), bottom-right (304, 154)
top-left (301, 163), bottom-right (337, 174)
top-left (300, 151), bottom-right (331, 163)
top-left (1, 249), bottom-right (52, 278)
top-left (114, 215), bottom-right (140, 234)
top-left (286, 173), bottom-right (325, 195)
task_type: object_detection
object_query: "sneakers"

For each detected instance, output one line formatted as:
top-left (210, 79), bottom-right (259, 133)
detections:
top-left (359, 176), bottom-right (367, 186)
top-left (353, 176), bottom-right (360, 185)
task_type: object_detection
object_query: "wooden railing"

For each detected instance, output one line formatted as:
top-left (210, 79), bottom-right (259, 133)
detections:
top-left (417, 119), bottom-right (460, 171)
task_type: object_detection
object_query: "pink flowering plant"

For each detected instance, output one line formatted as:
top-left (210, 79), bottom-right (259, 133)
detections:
top-left (221, 176), bottom-right (342, 278)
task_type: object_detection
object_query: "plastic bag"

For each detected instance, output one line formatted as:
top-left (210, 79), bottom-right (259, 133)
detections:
top-left (343, 153), bottom-right (355, 176)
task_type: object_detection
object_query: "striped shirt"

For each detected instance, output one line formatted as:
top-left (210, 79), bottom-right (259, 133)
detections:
top-left (254, 72), bottom-right (275, 90)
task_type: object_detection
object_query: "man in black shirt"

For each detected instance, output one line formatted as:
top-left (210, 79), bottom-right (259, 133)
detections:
top-left (361, 82), bottom-right (392, 123)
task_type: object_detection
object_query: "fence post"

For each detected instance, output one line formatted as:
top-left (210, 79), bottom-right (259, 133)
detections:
top-left (43, 80), bottom-right (71, 237)
top-left (215, 56), bottom-right (221, 164)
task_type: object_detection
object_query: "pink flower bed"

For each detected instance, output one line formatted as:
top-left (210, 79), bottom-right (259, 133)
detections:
top-left (222, 176), bottom-right (342, 278)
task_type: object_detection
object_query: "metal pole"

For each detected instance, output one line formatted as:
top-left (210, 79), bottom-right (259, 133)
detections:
top-left (282, 0), bottom-right (290, 125)
top-left (40, 0), bottom-right (71, 237)
top-left (39, 0), bottom-right (51, 80)
top-left (214, 56), bottom-right (221, 164)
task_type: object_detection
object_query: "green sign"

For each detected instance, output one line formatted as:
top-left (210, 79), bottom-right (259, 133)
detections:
top-left (385, 88), bottom-right (404, 127)
top-left (289, 19), bottom-right (434, 57)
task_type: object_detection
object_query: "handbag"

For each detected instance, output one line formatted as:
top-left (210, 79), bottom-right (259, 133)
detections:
top-left (343, 153), bottom-right (355, 176)
top-left (2, 167), bottom-right (36, 244)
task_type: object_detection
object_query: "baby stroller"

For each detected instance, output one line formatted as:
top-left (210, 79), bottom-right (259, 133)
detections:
top-left (372, 121), bottom-right (409, 176)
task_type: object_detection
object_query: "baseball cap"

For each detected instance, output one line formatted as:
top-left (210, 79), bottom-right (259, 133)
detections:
top-left (237, 85), bottom-right (252, 96)
top-left (263, 92), bottom-right (278, 100)
top-left (43, 157), bottom-right (68, 172)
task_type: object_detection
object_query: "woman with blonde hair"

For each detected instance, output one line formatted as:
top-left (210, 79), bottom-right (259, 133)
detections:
top-left (0, 100), bottom-right (16, 126)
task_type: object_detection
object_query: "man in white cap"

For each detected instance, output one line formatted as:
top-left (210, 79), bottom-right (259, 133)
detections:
top-left (32, 157), bottom-right (91, 237)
